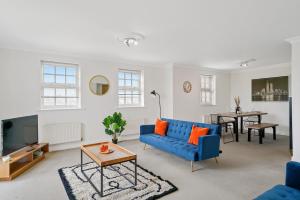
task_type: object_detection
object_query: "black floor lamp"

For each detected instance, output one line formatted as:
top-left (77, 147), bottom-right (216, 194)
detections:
top-left (151, 90), bottom-right (161, 119)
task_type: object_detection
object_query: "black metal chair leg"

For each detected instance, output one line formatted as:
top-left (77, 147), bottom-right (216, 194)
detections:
top-left (248, 128), bottom-right (252, 142)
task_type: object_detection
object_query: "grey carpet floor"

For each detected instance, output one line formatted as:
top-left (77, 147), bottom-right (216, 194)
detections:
top-left (0, 134), bottom-right (291, 200)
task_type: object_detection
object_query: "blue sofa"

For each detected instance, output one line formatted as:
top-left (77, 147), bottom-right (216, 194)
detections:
top-left (255, 161), bottom-right (300, 200)
top-left (139, 118), bottom-right (221, 168)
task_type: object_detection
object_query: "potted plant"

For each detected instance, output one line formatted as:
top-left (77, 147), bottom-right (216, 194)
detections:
top-left (102, 112), bottom-right (127, 144)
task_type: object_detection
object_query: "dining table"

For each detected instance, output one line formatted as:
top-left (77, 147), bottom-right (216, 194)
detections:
top-left (217, 111), bottom-right (268, 142)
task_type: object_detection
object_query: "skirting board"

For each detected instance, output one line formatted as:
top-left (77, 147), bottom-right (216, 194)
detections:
top-left (49, 141), bottom-right (82, 152)
top-left (49, 135), bottom-right (139, 152)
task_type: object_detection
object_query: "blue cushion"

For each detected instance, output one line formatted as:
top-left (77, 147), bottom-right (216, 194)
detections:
top-left (162, 118), bottom-right (193, 141)
top-left (255, 185), bottom-right (300, 200)
top-left (140, 134), bottom-right (199, 161)
top-left (161, 118), bottom-right (221, 142)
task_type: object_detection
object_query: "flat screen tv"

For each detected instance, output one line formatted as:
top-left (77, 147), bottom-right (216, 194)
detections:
top-left (1, 115), bottom-right (38, 156)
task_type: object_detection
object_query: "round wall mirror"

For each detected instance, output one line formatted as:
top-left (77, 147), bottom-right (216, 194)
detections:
top-left (89, 75), bottom-right (110, 96)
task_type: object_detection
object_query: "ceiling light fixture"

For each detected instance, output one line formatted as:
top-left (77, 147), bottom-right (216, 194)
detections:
top-left (117, 33), bottom-right (145, 47)
top-left (240, 58), bottom-right (256, 67)
top-left (123, 38), bottom-right (139, 47)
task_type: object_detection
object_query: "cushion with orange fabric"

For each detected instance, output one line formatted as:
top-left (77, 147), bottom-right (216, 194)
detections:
top-left (188, 125), bottom-right (209, 145)
top-left (154, 119), bottom-right (168, 136)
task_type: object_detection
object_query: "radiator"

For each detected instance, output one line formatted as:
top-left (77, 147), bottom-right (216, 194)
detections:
top-left (41, 123), bottom-right (82, 145)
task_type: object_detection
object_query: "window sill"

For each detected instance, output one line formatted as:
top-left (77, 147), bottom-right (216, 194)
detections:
top-left (117, 105), bottom-right (145, 109)
top-left (200, 104), bottom-right (217, 106)
top-left (39, 107), bottom-right (84, 111)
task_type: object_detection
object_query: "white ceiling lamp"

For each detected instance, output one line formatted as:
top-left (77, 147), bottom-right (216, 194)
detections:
top-left (240, 58), bottom-right (256, 67)
top-left (117, 33), bottom-right (145, 47)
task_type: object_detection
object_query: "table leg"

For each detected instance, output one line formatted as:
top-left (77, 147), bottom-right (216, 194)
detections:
top-left (259, 129), bottom-right (263, 144)
top-left (235, 117), bottom-right (239, 142)
top-left (100, 166), bottom-right (104, 197)
top-left (240, 116), bottom-right (244, 134)
top-left (258, 115), bottom-right (262, 124)
top-left (262, 129), bottom-right (265, 138)
top-left (135, 159), bottom-right (137, 186)
top-left (81, 150), bottom-right (83, 171)
top-left (248, 128), bottom-right (252, 142)
top-left (273, 127), bottom-right (277, 140)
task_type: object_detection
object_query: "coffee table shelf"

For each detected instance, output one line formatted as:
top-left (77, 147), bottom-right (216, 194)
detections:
top-left (80, 141), bottom-right (137, 197)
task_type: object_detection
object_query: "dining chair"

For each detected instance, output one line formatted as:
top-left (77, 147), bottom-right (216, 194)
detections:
top-left (210, 114), bottom-right (235, 144)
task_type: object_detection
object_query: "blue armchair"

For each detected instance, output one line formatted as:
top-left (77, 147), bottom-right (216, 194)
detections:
top-left (255, 161), bottom-right (300, 199)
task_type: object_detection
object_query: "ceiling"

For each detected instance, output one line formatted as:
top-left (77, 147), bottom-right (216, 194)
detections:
top-left (0, 0), bottom-right (300, 69)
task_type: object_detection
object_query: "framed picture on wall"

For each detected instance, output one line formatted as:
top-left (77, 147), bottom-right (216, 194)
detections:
top-left (252, 76), bottom-right (289, 102)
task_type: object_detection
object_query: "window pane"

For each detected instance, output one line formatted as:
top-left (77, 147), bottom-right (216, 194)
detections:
top-left (56, 75), bottom-right (65, 84)
top-left (66, 89), bottom-right (76, 97)
top-left (44, 75), bottom-right (55, 83)
top-left (56, 88), bottom-right (65, 97)
top-left (125, 97), bottom-right (132, 104)
top-left (118, 80), bottom-right (124, 87)
top-left (66, 76), bottom-right (76, 84)
top-left (118, 72), bottom-right (125, 79)
top-left (125, 90), bottom-right (132, 95)
top-left (118, 90), bottom-right (125, 95)
top-left (56, 66), bottom-right (66, 75)
top-left (206, 92), bottom-right (211, 102)
top-left (67, 98), bottom-right (77, 106)
top-left (43, 65), bottom-right (55, 74)
top-left (132, 73), bottom-right (140, 80)
top-left (44, 88), bottom-right (55, 97)
top-left (132, 95), bottom-right (140, 104)
top-left (132, 90), bottom-right (140, 95)
top-left (201, 79), bottom-right (205, 88)
top-left (119, 97), bottom-right (125, 105)
top-left (125, 73), bottom-right (131, 79)
top-left (56, 98), bottom-right (65, 106)
top-left (43, 98), bottom-right (54, 106)
top-left (125, 80), bottom-right (131, 87)
top-left (205, 78), bottom-right (210, 88)
top-left (66, 67), bottom-right (76, 76)
top-left (132, 80), bottom-right (139, 87)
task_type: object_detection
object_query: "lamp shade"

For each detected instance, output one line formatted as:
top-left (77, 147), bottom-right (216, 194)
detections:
top-left (150, 90), bottom-right (157, 96)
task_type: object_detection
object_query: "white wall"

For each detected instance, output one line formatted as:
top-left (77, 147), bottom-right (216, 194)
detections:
top-left (230, 63), bottom-right (291, 135)
top-left (172, 65), bottom-right (231, 122)
top-left (288, 37), bottom-right (300, 162)
top-left (0, 49), bottom-right (173, 150)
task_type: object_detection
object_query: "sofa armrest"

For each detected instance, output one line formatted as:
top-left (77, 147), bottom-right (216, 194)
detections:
top-left (286, 161), bottom-right (300, 190)
top-left (140, 125), bottom-right (155, 135)
top-left (198, 135), bottom-right (220, 160)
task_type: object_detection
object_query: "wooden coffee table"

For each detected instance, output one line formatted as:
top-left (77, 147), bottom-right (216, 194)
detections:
top-left (80, 142), bottom-right (137, 197)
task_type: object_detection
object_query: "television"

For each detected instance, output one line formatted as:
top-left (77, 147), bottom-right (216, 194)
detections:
top-left (1, 115), bottom-right (38, 156)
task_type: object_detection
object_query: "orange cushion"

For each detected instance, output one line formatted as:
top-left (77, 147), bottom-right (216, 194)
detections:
top-left (188, 125), bottom-right (209, 145)
top-left (154, 119), bottom-right (168, 136)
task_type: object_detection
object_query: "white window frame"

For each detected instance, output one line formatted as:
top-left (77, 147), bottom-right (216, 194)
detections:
top-left (200, 74), bottom-right (216, 105)
top-left (118, 69), bottom-right (144, 108)
top-left (40, 61), bottom-right (81, 110)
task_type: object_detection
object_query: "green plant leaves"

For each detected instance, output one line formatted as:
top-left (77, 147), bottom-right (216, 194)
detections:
top-left (102, 112), bottom-right (127, 136)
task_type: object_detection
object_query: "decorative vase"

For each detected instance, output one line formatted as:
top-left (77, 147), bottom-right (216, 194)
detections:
top-left (112, 133), bottom-right (118, 144)
top-left (235, 106), bottom-right (241, 114)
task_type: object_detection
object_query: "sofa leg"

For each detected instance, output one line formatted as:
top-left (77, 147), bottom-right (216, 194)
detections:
top-left (214, 157), bottom-right (219, 164)
top-left (191, 161), bottom-right (201, 172)
top-left (143, 144), bottom-right (147, 150)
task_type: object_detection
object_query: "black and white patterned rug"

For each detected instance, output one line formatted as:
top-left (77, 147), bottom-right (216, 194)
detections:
top-left (58, 161), bottom-right (177, 200)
